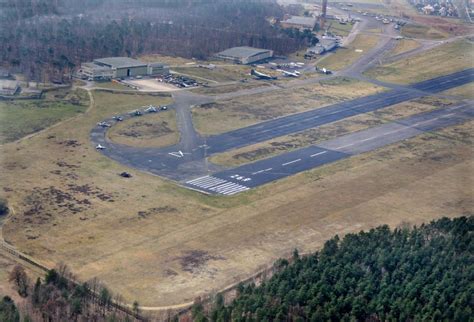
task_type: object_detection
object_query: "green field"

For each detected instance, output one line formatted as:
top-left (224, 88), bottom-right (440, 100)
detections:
top-left (317, 34), bottom-right (380, 71)
top-left (0, 88), bottom-right (89, 144)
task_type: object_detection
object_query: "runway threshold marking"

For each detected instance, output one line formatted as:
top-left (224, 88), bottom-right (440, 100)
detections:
top-left (310, 151), bottom-right (327, 158)
top-left (282, 159), bottom-right (301, 166)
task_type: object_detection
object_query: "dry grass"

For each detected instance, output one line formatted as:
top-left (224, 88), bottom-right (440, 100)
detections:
top-left (190, 82), bottom-right (271, 96)
top-left (107, 110), bottom-right (179, 148)
top-left (172, 65), bottom-right (250, 83)
top-left (364, 39), bottom-right (474, 84)
top-left (401, 24), bottom-right (447, 39)
top-left (208, 96), bottom-right (456, 167)
top-left (390, 39), bottom-right (421, 56)
top-left (0, 86), bottom-right (472, 308)
top-left (441, 83), bottom-right (474, 100)
top-left (317, 34), bottom-right (380, 71)
top-left (192, 77), bottom-right (386, 136)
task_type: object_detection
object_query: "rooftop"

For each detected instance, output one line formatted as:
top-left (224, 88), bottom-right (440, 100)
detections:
top-left (93, 57), bottom-right (147, 69)
top-left (216, 46), bottom-right (272, 59)
top-left (281, 16), bottom-right (317, 27)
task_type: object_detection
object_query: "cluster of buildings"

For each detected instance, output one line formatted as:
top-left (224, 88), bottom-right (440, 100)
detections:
top-left (409, 0), bottom-right (458, 17)
top-left (80, 57), bottom-right (169, 81)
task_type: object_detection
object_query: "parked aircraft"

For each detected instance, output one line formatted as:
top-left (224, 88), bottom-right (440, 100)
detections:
top-left (278, 69), bottom-right (300, 77)
top-left (97, 121), bottom-right (111, 127)
top-left (96, 144), bottom-right (106, 150)
top-left (250, 69), bottom-right (277, 80)
top-left (316, 66), bottom-right (332, 75)
top-left (145, 105), bottom-right (158, 113)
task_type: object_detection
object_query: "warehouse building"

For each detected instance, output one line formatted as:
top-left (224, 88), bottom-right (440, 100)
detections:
top-left (79, 57), bottom-right (169, 80)
top-left (215, 47), bottom-right (273, 65)
top-left (281, 16), bottom-right (317, 30)
top-left (306, 39), bottom-right (339, 56)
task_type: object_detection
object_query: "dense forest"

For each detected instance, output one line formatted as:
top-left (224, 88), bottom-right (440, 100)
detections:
top-left (0, 0), bottom-right (312, 83)
top-left (197, 216), bottom-right (473, 322)
top-left (2, 264), bottom-right (139, 321)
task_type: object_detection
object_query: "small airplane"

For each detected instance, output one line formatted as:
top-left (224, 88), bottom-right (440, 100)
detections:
top-left (250, 69), bottom-right (277, 80)
top-left (316, 67), bottom-right (332, 75)
top-left (278, 69), bottom-right (300, 77)
top-left (96, 144), bottom-right (106, 150)
top-left (145, 105), bottom-right (158, 113)
top-left (97, 121), bottom-right (111, 127)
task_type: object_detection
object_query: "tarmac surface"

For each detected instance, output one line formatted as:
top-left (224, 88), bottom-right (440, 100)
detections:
top-left (90, 68), bottom-right (474, 194)
top-left (185, 102), bottom-right (473, 195)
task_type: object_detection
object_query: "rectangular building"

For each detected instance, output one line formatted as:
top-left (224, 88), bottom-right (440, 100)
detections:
top-left (215, 47), bottom-right (273, 65)
top-left (93, 57), bottom-right (148, 78)
top-left (79, 57), bottom-right (169, 80)
top-left (281, 16), bottom-right (317, 30)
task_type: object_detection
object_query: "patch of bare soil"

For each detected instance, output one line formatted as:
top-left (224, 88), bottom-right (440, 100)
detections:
top-left (176, 250), bottom-right (225, 275)
top-left (117, 120), bottom-right (173, 138)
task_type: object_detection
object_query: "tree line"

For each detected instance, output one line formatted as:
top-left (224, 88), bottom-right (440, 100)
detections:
top-left (0, 0), bottom-right (312, 83)
top-left (195, 216), bottom-right (473, 321)
top-left (4, 263), bottom-right (141, 321)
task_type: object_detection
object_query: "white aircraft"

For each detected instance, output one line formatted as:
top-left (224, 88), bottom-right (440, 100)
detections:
top-left (278, 69), bottom-right (300, 77)
top-left (96, 144), bottom-right (106, 150)
top-left (250, 69), bottom-right (276, 80)
top-left (145, 105), bottom-right (158, 113)
top-left (97, 121), bottom-right (111, 127)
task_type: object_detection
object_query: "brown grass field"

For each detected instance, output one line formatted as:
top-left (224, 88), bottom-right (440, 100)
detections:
top-left (1, 84), bottom-right (472, 309)
top-left (317, 34), bottom-right (380, 71)
top-left (107, 110), bottom-right (179, 148)
top-left (209, 96), bottom-right (460, 167)
top-left (192, 77), bottom-right (386, 136)
top-left (389, 38), bottom-right (422, 56)
top-left (364, 39), bottom-right (474, 84)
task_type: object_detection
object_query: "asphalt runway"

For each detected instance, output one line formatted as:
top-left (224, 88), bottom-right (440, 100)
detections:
top-left (204, 69), bottom-right (474, 154)
top-left (186, 102), bottom-right (473, 195)
top-left (90, 69), bottom-right (474, 187)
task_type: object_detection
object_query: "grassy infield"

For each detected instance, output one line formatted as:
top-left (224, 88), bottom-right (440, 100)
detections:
top-left (0, 0), bottom-right (473, 310)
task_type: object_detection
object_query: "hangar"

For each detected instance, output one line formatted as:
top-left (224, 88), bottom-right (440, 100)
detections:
top-left (94, 57), bottom-right (148, 78)
top-left (79, 57), bottom-right (169, 80)
top-left (215, 47), bottom-right (274, 65)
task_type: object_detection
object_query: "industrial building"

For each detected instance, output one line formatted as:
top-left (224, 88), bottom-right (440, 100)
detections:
top-left (306, 39), bottom-right (339, 56)
top-left (215, 47), bottom-right (274, 65)
top-left (281, 16), bottom-right (317, 30)
top-left (80, 57), bottom-right (169, 80)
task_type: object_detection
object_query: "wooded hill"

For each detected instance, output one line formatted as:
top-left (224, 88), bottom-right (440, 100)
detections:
top-left (0, 0), bottom-right (313, 83)
top-left (198, 216), bottom-right (473, 322)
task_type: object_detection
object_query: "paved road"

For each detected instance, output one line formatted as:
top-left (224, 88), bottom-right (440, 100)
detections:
top-left (90, 69), bottom-right (473, 184)
top-left (185, 101), bottom-right (474, 195)
top-left (203, 69), bottom-right (474, 154)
